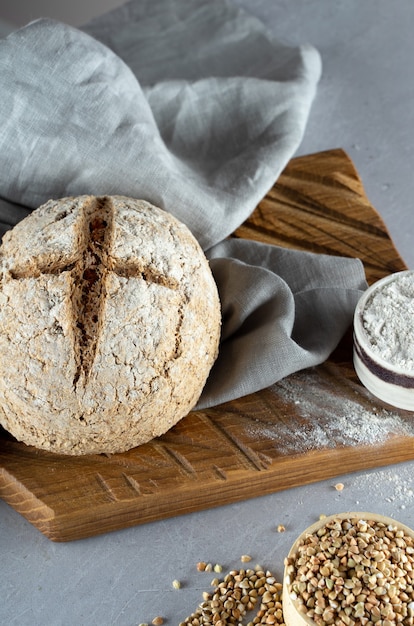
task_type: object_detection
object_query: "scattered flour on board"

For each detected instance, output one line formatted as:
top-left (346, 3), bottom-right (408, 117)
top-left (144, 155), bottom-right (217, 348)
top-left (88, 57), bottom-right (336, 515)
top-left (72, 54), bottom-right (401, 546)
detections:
top-left (243, 368), bottom-right (414, 454)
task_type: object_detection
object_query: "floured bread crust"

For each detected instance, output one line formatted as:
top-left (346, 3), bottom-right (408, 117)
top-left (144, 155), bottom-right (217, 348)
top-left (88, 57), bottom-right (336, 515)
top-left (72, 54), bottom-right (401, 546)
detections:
top-left (0, 196), bottom-right (221, 455)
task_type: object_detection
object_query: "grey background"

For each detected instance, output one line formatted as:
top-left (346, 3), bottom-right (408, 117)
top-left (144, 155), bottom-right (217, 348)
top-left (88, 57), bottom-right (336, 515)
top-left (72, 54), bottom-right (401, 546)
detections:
top-left (1, 0), bottom-right (413, 271)
top-left (1, 2), bottom-right (414, 625)
top-left (0, 0), bottom-right (125, 28)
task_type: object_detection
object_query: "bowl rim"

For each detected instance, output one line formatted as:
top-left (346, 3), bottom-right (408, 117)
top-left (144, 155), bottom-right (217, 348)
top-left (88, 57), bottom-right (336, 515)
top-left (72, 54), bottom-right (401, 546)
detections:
top-left (354, 269), bottom-right (414, 376)
top-left (282, 511), bottom-right (414, 626)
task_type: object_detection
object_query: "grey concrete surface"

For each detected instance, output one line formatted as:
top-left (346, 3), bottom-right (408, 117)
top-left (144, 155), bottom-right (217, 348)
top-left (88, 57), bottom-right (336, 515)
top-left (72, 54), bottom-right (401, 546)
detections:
top-left (1, 2), bottom-right (414, 624)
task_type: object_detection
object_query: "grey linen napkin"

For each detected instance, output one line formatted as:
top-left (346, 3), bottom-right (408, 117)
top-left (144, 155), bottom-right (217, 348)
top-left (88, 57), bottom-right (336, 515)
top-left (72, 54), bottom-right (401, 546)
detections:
top-left (0, 0), bottom-right (367, 409)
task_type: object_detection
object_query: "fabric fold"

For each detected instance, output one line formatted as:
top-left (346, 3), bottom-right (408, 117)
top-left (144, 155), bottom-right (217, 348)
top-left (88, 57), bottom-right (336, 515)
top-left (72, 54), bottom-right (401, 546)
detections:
top-left (199, 239), bottom-right (366, 408)
top-left (0, 0), bottom-right (367, 410)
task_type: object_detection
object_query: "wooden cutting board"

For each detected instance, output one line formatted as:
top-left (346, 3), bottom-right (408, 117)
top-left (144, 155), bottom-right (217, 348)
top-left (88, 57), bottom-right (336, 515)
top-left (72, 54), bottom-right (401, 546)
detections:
top-left (0, 148), bottom-right (411, 542)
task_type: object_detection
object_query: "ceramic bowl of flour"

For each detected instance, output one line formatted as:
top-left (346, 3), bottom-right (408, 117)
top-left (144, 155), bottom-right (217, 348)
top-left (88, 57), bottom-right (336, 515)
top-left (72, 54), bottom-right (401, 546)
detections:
top-left (353, 269), bottom-right (414, 411)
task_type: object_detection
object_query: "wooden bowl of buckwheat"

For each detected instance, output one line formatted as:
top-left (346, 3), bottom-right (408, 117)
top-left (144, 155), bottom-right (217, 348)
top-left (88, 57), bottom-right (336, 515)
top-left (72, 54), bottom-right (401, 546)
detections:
top-left (282, 512), bottom-right (414, 626)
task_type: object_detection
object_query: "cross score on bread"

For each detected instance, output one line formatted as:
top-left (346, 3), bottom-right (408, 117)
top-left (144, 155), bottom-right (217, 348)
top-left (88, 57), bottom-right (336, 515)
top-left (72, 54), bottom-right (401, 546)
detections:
top-left (8, 197), bottom-right (180, 386)
top-left (0, 195), bottom-right (221, 454)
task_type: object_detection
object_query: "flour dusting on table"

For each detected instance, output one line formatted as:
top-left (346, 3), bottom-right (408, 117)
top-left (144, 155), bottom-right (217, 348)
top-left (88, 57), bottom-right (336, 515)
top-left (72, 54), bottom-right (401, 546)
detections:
top-left (243, 368), bottom-right (414, 454)
top-left (351, 467), bottom-right (414, 509)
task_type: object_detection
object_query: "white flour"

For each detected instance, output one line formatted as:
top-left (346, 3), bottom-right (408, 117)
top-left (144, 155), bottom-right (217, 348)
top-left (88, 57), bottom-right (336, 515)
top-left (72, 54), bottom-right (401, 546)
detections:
top-left (361, 272), bottom-right (414, 369)
top-left (243, 368), bottom-right (414, 454)
top-left (350, 466), bottom-right (414, 510)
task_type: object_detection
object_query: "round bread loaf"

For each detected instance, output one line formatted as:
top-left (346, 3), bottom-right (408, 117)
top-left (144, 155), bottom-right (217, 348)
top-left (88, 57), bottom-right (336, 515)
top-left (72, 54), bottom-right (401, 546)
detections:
top-left (0, 195), bottom-right (221, 455)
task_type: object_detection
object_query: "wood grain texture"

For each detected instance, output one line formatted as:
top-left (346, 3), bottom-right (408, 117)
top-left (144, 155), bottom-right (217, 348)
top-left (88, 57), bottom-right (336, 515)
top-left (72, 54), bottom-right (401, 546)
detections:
top-left (234, 149), bottom-right (405, 284)
top-left (0, 149), bottom-right (410, 542)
